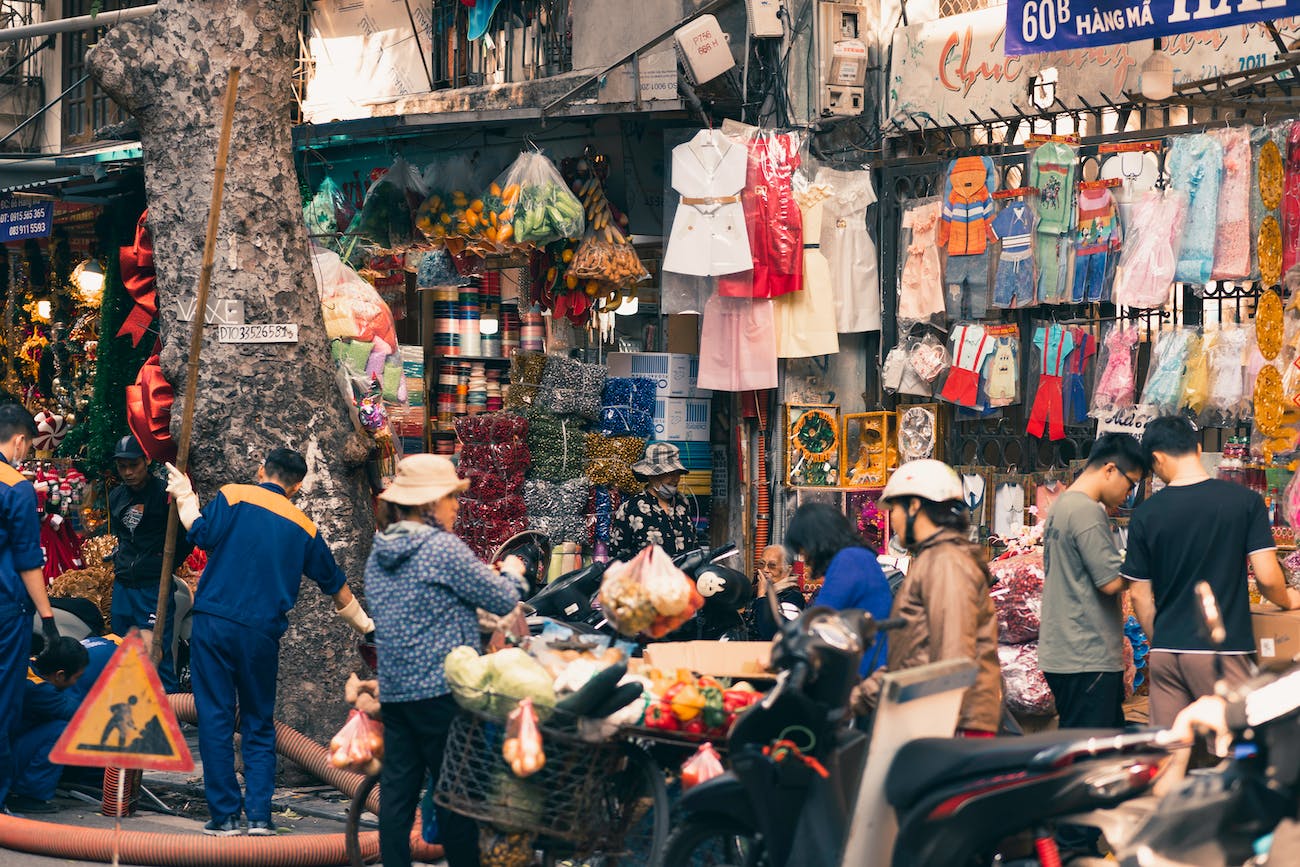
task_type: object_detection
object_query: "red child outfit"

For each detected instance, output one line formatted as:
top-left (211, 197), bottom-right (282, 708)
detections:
top-left (940, 324), bottom-right (995, 407)
top-left (720, 131), bottom-right (803, 299)
top-left (1027, 323), bottom-right (1076, 442)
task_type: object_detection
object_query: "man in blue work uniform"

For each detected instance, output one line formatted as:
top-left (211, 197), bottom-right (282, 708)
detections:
top-left (108, 435), bottom-right (191, 692)
top-left (7, 637), bottom-right (89, 813)
top-left (166, 448), bottom-right (374, 837)
top-left (0, 404), bottom-right (59, 814)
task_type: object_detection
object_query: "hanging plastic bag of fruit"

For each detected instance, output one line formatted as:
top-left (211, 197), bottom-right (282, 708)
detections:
top-left (569, 220), bottom-right (650, 292)
top-left (503, 697), bottom-right (546, 778)
top-left (340, 158), bottom-right (427, 266)
top-left (303, 176), bottom-right (356, 250)
top-left (485, 150), bottom-right (586, 251)
top-left (328, 708), bottom-right (384, 775)
top-left (416, 154), bottom-right (492, 253)
top-left (680, 743), bottom-right (725, 790)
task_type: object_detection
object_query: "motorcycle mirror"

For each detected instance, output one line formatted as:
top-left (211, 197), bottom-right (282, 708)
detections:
top-left (1194, 581), bottom-right (1227, 649)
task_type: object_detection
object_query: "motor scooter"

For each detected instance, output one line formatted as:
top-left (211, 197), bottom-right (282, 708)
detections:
top-left (667, 596), bottom-right (1173, 867)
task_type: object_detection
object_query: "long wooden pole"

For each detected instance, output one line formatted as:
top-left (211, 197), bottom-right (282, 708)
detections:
top-left (150, 67), bottom-right (241, 665)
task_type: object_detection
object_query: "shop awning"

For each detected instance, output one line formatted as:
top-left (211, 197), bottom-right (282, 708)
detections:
top-left (0, 142), bottom-right (143, 201)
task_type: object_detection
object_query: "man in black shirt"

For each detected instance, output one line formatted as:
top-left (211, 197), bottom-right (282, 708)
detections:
top-left (1123, 416), bottom-right (1300, 727)
top-left (107, 436), bottom-right (192, 692)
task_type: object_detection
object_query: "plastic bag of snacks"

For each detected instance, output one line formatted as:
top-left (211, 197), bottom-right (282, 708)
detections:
top-left (998, 643), bottom-right (1055, 716)
top-left (328, 709), bottom-right (383, 774)
top-left (599, 545), bottom-right (705, 638)
top-left (568, 220), bottom-right (650, 287)
top-left (342, 158), bottom-right (427, 262)
top-left (503, 697), bottom-right (546, 778)
top-left (680, 743), bottom-right (725, 791)
top-left (488, 150), bottom-right (586, 247)
top-left (416, 154), bottom-right (491, 249)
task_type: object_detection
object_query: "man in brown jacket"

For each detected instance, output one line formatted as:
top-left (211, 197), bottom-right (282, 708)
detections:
top-left (852, 460), bottom-right (1003, 734)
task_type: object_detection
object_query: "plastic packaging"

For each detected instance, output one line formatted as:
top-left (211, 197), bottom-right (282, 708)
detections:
top-left (1179, 332), bottom-right (1210, 417)
top-left (569, 222), bottom-right (649, 290)
top-left (989, 552), bottom-right (1044, 645)
top-left (303, 176), bottom-right (355, 244)
top-left (1113, 188), bottom-right (1189, 309)
top-left (598, 544), bottom-right (704, 638)
top-left (489, 150), bottom-right (586, 248)
top-left (998, 643), bottom-right (1055, 716)
top-left (538, 355), bottom-right (607, 420)
top-left (503, 698), bottom-right (546, 778)
top-left (897, 197), bottom-right (947, 328)
top-left (327, 709), bottom-right (384, 774)
top-left (680, 743), bottom-right (725, 791)
top-left (342, 158), bottom-right (426, 262)
top-left (1140, 327), bottom-right (1197, 414)
top-left (1091, 323), bottom-right (1140, 418)
top-left (416, 154), bottom-right (492, 250)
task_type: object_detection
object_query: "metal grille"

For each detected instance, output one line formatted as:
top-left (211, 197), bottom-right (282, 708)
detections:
top-left (938, 0), bottom-right (1008, 17)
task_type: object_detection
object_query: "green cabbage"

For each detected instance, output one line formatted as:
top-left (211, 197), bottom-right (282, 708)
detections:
top-left (486, 648), bottom-right (557, 720)
top-left (445, 645), bottom-right (493, 712)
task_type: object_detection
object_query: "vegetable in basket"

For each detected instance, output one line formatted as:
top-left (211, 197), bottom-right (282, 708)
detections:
top-left (503, 697), bottom-right (546, 778)
top-left (445, 645), bottom-right (557, 719)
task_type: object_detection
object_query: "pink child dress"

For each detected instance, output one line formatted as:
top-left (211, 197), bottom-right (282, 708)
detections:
top-left (1113, 189), bottom-right (1189, 309)
top-left (898, 199), bottom-right (946, 323)
top-left (1091, 325), bottom-right (1140, 416)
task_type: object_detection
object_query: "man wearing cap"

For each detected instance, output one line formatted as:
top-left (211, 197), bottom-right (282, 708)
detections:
top-left (107, 435), bottom-right (191, 692)
top-left (165, 447), bottom-right (374, 837)
top-left (609, 442), bottom-right (699, 562)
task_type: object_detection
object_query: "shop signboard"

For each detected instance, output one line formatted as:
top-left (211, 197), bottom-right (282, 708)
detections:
top-left (1005, 0), bottom-right (1300, 55)
top-left (1095, 403), bottom-right (1159, 438)
top-left (886, 8), bottom-right (1300, 128)
top-left (0, 202), bottom-right (53, 241)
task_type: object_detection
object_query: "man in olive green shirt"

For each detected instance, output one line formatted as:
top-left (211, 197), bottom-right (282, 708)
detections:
top-left (1040, 434), bottom-right (1149, 728)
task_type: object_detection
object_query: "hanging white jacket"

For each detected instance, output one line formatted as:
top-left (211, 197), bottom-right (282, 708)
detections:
top-left (663, 129), bottom-right (753, 276)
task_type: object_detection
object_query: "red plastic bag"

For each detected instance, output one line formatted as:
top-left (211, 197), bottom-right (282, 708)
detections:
top-left (681, 743), bottom-right (724, 791)
top-left (328, 709), bottom-right (384, 774)
top-left (503, 697), bottom-right (546, 778)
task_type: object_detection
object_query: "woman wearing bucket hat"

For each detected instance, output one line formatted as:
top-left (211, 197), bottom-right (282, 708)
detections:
top-left (364, 454), bottom-right (527, 867)
top-left (609, 442), bottom-right (699, 562)
top-left (850, 459), bottom-right (1003, 736)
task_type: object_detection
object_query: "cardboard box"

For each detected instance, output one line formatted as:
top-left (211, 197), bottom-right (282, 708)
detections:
top-left (653, 397), bottom-right (711, 442)
top-left (1252, 604), bottom-right (1300, 671)
top-left (643, 641), bottom-right (774, 679)
top-left (608, 352), bottom-right (709, 399)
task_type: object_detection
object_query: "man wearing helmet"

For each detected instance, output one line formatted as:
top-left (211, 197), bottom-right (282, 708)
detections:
top-left (850, 459), bottom-right (1002, 735)
top-left (107, 435), bottom-right (192, 692)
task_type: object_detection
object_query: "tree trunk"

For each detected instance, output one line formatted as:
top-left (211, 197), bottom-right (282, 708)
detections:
top-left (88, 1), bottom-right (374, 742)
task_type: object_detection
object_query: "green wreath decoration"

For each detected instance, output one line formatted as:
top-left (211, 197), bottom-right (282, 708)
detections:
top-left (790, 409), bottom-right (839, 463)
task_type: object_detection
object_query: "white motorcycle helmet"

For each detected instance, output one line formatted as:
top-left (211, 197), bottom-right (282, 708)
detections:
top-left (881, 459), bottom-right (966, 549)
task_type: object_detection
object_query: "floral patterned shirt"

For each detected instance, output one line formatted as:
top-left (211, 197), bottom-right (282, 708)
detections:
top-left (608, 490), bottom-right (698, 562)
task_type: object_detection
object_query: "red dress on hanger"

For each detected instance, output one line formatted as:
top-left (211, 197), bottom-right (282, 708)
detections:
top-left (720, 131), bottom-right (803, 299)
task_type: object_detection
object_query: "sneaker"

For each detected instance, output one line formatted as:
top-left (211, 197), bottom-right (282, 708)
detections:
top-left (202, 816), bottom-right (242, 836)
top-left (5, 794), bottom-right (56, 814)
top-left (247, 819), bottom-right (277, 836)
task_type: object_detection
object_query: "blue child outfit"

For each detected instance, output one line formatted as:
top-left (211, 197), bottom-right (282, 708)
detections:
top-left (991, 201), bottom-right (1036, 308)
top-left (187, 482), bottom-right (348, 826)
top-left (1168, 134), bottom-right (1224, 284)
top-left (1071, 188), bottom-right (1122, 303)
top-left (814, 547), bottom-right (894, 675)
top-left (365, 520), bottom-right (521, 867)
top-left (0, 461), bottom-right (44, 806)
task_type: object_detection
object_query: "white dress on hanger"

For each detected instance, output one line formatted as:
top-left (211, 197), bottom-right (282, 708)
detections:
top-left (816, 166), bottom-right (881, 333)
top-left (663, 129), bottom-right (754, 277)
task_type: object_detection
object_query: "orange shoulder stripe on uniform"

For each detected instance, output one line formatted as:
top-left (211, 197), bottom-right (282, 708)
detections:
top-left (0, 462), bottom-right (26, 488)
top-left (219, 483), bottom-right (318, 537)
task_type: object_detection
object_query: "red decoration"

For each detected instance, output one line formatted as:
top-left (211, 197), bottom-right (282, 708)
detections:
top-left (125, 347), bottom-right (177, 464)
top-left (118, 210), bottom-right (157, 347)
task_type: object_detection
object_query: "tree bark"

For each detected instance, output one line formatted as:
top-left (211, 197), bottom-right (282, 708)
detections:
top-left (88, 1), bottom-right (374, 742)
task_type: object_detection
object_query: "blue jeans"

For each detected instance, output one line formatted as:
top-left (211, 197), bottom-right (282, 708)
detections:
top-left (944, 251), bottom-right (991, 320)
top-left (1071, 250), bottom-right (1111, 303)
top-left (0, 610), bottom-right (29, 804)
top-left (993, 255), bottom-right (1035, 308)
top-left (191, 613), bottom-right (280, 823)
top-left (111, 580), bottom-right (178, 693)
top-left (10, 719), bottom-right (65, 800)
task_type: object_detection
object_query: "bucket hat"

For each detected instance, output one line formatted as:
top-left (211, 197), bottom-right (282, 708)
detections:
top-left (378, 454), bottom-right (470, 505)
top-left (631, 442), bottom-right (687, 477)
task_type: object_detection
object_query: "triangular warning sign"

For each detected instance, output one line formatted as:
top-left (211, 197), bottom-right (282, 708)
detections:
top-left (49, 629), bottom-right (194, 772)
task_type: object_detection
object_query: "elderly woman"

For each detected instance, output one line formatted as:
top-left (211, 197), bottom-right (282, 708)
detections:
top-left (365, 455), bottom-right (525, 867)
top-left (609, 441), bottom-right (699, 561)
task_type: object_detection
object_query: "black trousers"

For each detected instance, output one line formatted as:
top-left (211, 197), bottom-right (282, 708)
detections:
top-left (1044, 671), bottom-right (1126, 730)
top-left (380, 695), bottom-right (480, 867)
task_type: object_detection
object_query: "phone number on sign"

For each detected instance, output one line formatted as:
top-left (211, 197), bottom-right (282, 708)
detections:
top-left (217, 323), bottom-right (299, 343)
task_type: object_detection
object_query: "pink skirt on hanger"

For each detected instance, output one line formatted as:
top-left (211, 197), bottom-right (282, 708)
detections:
top-left (697, 291), bottom-right (779, 392)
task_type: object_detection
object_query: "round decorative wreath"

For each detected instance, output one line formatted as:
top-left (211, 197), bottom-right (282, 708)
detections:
top-left (1254, 364), bottom-right (1284, 436)
top-left (1257, 290), bottom-right (1284, 361)
top-left (1259, 216), bottom-right (1283, 288)
top-left (1260, 140), bottom-right (1284, 211)
top-left (790, 409), bottom-right (839, 463)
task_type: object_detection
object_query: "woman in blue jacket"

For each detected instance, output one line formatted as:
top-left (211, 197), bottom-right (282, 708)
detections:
top-left (785, 503), bottom-right (894, 675)
top-left (365, 455), bottom-right (525, 867)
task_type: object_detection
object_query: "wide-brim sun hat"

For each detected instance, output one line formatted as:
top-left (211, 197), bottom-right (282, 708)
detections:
top-left (631, 441), bottom-right (687, 477)
top-left (881, 459), bottom-right (964, 504)
top-left (378, 454), bottom-right (470, 505)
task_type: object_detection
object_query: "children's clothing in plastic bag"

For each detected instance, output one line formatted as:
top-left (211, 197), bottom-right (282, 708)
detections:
top-left (1205, 327), bottom-right (1248, 427)
top-left (697, 295), bottom-right (779, 392)
top-left (984, 331), bottom-right (1020, 408)
top-left (939, 156), bottom-right (998, 320)
top-left (1071, 187), bottom-right (1122, 303)
top-left (1141, 328), bottom-right (1196, 414)
top-left (1168, 134), bottom-right (1224, 284)
top-left (940, 323), bottom-right (995, 408)
top-left (1029, 142), bottom-right (1078, 304)
top-left (1179, 333), bottom-right (1210, 417)
top-left (775, 184), bottom-right (839, 358)
top-left (815, 166), bottom-right (880, 332)
top-left (1113, 188), bottom-right (1188, 309)
top-left (1062, 327), bottom-right (1096, 426)
top-left (881, 345), bottom-right (932, 397)
top-left (897, 198), bottom-right (946, 325)
top-left (720, 130), bottom-right (803, 299)
top-left (991, 198), bottom-right (1037, 309)
top-left (1027, 323), bottom-right (1076, 441)
top-left (663, 129), bottom-right (753, 277)
top-left (1212, 127), bottom-right (1252, 280)
top-left (1091, 324), bottom-right (1140, 417)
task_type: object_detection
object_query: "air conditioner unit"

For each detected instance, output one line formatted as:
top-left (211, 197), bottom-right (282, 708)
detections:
top-left (674, 15), bottom-right (736, 85)
top-left (746, 0), bottom-right (784, 38)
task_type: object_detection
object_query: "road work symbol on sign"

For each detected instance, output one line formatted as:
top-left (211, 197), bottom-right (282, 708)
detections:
top-left (49, 629), bottom-right (194, 772)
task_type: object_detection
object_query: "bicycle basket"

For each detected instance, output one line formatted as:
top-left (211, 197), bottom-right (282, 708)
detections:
top-left (435, 709), bottom-right (625, 844)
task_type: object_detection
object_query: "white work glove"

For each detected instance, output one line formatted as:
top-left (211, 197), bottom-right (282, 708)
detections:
top-left (164, 462), bottom-right (201, 530)
top-left (336, 596), bottom-right (376, 636)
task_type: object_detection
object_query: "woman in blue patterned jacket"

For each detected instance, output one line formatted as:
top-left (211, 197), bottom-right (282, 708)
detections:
top-left (365, 454), bottom-right (525, 867)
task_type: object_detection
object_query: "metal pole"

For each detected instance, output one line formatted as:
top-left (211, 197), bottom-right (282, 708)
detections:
top-left (0, 73), bottom-right (89, 149)
top-left (0, 5), bottom-right (158, 44)
top-left (150, 68), bottom-right (241, 665)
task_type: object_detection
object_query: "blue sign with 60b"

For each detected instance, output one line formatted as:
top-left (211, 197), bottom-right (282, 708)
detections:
top-left (0, 202), bottom-right (53, 241)
top-left (1005, 0), bottom-right (1300, 56)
